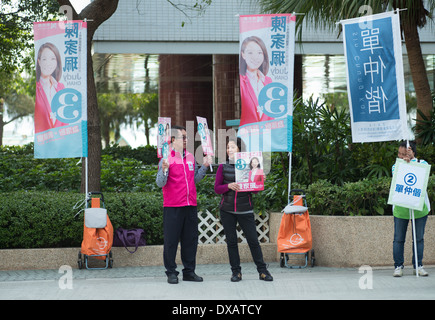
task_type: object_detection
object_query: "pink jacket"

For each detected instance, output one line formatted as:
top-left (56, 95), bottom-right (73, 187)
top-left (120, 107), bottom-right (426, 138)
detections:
top-left (35, 80), bottom-right (67, 133)
top-left (239, 74), bottom-right (274, 126)
top-left (162, 149), bottom-right (198, 207)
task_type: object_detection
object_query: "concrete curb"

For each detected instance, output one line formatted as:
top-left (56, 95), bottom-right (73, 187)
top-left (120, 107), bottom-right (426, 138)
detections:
top-left (0, 243), bottom-right (278, 271)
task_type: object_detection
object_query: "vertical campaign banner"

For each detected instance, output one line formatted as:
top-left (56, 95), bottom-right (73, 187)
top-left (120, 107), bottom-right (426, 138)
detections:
top-left (33, 21), bottom-right (87, 158)
top-left (196, 116), bottom-right (214, 156)
top-left (235, 151), bottom-right (264, 192)
top-left (238, 14), bottom-right (295, 152)
top-left (157, 117), bottom-right (171, 159)
top-left (341, 12), bottom-right (407, 143)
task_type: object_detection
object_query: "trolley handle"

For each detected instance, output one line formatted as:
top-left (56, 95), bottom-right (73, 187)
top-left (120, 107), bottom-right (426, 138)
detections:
top-left (289, 189), bottom-right (305, 196)
top-left (288, 189), bottom-right (307, 207)
top-left (87, 191), bottom-right (105, 203)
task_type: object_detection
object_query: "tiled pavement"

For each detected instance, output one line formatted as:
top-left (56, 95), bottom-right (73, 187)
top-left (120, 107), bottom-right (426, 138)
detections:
top-left (1, 262), bottom-right (434, 300)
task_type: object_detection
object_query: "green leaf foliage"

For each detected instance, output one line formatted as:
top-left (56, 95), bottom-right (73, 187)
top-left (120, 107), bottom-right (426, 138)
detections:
top-left (0, 191), bottom-right (164, 249)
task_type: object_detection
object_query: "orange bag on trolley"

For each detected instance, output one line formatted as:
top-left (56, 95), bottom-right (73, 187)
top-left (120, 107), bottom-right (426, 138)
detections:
top-left (81, 197), bottom-right (114, 260)
top-left (277, 195), bottom-right (312, 254)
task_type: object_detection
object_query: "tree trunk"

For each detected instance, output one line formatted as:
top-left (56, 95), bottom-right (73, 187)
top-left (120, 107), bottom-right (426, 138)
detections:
top-left (402, 21), bottom-right (432, 136)
top-left (83, 36), bottom-right (102, 192)
top-left (145, 122), bottom-right (150, 146)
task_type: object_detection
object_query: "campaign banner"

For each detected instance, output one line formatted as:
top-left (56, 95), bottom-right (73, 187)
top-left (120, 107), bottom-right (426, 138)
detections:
top-left (341, 11), bottom-right (407, 143)
top-left (238, 14), bottom-right (295, 152)
top-left (33, 20), bottom-right (87, 158)
top-left (388, 159), bottom-right (431, 211)
top-left (235, 151), bottom-right (264, 192)
top-left (196, 116), bottom-right (214, 156)
top-left (157, 117), bottom-right (171, 159)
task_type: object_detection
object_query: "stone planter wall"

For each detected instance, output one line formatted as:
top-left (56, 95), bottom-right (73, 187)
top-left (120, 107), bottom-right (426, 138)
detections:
top-left (1, 214), bottom-right (434, 270)
top-left (270, 213), bottom-right (435, 267)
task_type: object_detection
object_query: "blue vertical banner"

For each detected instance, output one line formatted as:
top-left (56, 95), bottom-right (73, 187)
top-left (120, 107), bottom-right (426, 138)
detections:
top-left (33, 21), bottom-right (87, 158)
top-left (341, 11), bottom-right (407, 143)
top-left (238, 14), bottom-right (296, 152)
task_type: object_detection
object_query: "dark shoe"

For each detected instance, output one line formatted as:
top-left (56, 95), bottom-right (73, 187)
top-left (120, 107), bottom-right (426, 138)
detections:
top-left (259, 270), bottom-right (273, 281)
top-left (167, 274), bottom-right (178, 284)
top-left (183, 272), bottom-right (203, 282)
top-left (231, 272), bottom-right (242, 282)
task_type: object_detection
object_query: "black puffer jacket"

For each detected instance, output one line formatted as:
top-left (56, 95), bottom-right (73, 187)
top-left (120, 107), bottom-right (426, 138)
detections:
top-left (220, 163), bottom-right (253, 212)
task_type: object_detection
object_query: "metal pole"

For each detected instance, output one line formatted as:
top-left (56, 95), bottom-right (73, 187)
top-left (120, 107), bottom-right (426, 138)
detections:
top-left (85, 157), bottom-right (89, 200)
top-left (288, 152), bottom-right (292, 203)
top-left (411, 209), bottom-right (419, 277)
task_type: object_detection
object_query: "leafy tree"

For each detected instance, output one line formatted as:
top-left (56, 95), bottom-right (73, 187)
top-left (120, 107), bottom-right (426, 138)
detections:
top-left (1, 0), bottom-right (59, 73)
top-left (414, 92), bottom-right (435, 145)
top-left (0, 0), bottom-right (59, 145)
top-left (0, 72), bottom-right (35, 145)
top-left (98, 92), bottom-right (131, 147)
top-left (130, 92), bottom-right (158, 146)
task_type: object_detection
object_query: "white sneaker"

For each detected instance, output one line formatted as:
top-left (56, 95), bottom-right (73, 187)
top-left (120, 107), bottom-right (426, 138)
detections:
top-left (393, 266), bottom-right (403, 277)
top-left (414, 266), bottom-right (429, 276)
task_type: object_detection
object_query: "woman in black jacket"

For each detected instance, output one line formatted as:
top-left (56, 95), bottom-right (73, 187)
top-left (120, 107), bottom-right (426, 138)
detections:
top-left (214, 137), bottom-right (273, 282)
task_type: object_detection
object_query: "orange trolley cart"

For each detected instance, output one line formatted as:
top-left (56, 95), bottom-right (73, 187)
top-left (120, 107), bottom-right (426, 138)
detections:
top-left (277, 189), bottom-right (315, 268)
top-left (78, 192), bottom-right (114, 270)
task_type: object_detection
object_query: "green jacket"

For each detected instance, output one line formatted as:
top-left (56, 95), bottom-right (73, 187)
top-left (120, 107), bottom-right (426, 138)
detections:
top-left (393, 203), bottom-right (429, 220)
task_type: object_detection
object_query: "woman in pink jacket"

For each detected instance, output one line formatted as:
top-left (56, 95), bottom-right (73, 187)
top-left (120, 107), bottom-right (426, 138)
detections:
top-left (35, 42), bottom-right (67, 133)
top-left (239, 36), bottom-right (274, 127)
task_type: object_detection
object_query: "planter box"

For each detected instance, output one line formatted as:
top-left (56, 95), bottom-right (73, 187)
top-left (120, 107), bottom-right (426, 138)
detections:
top-left (270, 213), bottom-right (435, 267)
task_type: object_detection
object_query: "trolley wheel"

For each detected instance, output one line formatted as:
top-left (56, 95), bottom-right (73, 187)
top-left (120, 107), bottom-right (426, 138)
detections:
top-left (310, 250), bottom-right (315, 267)
top-left (77, 252), bottom-right (83, 269)
top-left (108, 251), bottom-right (113, 268)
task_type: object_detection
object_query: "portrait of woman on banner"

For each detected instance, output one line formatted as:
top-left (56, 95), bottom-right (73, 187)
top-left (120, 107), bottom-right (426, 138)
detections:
top-left (239, 36), bottom-right (274, 127)
top-left (248, 156), bottom-right (264, 185)
top-left (35, 42), bottom-right (67, 133)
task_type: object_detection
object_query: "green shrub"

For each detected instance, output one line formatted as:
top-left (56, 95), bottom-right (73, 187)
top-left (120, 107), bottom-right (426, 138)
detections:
top-left (305, 176), bottom-right (434, 216)
top-left (0, 146), bottom-right (160, 193)
top-left (0, 192), bottom-right (164, 249)
top-left (102, 144), bottom-right (159, 165)
top-left (100, 155), bottom-right (159, 192)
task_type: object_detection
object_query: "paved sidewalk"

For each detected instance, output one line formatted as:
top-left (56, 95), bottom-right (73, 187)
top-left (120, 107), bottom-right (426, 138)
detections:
top-left (0, 262), bottom-right (434, 300)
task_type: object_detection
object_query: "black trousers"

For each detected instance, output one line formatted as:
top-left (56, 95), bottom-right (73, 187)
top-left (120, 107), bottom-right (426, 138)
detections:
top-left (220, 209), bottom-right (267, 273)
top-left (163, 206), bottom-right (198, 276)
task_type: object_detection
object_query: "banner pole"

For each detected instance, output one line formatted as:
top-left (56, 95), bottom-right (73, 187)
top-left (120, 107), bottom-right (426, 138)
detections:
top-left (410, 209), bottom-right (419, 278)
top-left (85, 157), bottom-right (89, 200)
top-left (288, 152), bottom-right (292, 203)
